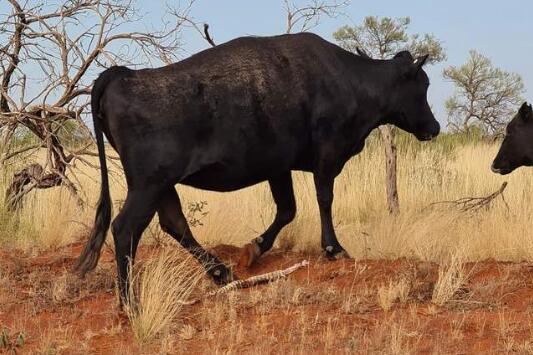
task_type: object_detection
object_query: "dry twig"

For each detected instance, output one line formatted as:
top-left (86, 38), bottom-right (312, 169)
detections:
top-left (429, 182), bottom-right (509, 213)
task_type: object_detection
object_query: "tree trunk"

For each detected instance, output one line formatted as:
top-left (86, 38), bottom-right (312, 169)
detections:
top-left (379, 125), bottom-right (400, 215)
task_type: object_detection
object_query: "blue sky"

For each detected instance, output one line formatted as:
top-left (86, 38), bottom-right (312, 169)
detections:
top-left (163, 0), bottom-right (532, 126)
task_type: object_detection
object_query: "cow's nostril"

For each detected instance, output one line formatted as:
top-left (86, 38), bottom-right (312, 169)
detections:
top-left (419, 133), bottom-right (435, 141)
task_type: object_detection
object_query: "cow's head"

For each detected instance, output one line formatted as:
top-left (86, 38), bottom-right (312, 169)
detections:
top-left (491, 102), bottom-right (533, 175)
top-left (384, 51), bottom-right (440, 141)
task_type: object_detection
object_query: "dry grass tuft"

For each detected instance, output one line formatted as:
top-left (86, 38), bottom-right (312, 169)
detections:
top-left (51, 272), bottom-right (69, 304)
top-left (0, 268), bottom-right (9, 292)
top-left (124, 249), bottom-right (204, 344)
top-left (431, 253), bottom-right (470, 306)
top-left (178, 324), bottom-right (196, 341)
top-left (377, 277), bottom-right (411, 311)
top-left (388, 322), bottom-right (410, 355)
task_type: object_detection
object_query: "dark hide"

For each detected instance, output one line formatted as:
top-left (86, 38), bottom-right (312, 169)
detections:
top-left (75, 33), bottom-right (440, 302)
top-left (492, 102), bottom-right (533, 175)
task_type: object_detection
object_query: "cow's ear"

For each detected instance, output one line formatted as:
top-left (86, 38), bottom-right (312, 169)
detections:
top-left (414, 54), bottom-right (429, 69)
top-left (520, 102), bottom-right (533, 122)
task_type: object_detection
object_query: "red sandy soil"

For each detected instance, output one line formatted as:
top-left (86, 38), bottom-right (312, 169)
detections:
top-left (0, 243), bottom-right (532, 354)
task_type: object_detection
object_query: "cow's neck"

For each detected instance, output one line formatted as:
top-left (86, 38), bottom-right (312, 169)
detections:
top-left (361, 61), bottom-right (400, 124)
top-left (341, 60), bottom-right (401, 154)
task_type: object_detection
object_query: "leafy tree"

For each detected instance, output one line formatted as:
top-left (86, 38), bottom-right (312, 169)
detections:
top-left (333, 16), bottom-right (446, 214)
top-left (334, 17), bottom-right (445, 63)
top-left (443, 50), bottom-right (524, 135)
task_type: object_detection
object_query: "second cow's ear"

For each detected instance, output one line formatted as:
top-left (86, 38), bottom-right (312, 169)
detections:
top-left (519, 102), bottom-right (533, 122)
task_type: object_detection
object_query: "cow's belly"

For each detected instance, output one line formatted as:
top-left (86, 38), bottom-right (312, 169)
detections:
top-left (179, 162), bottom-right (273, 192)
top-left (178, 136), bottom-right (311, 191)
top-left (178, 143), bottom-right (314, 191)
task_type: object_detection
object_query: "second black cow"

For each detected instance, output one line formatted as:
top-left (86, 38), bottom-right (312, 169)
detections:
top-left (74, 33), bottom-right (440, 302)
top-left (492, 102), bottom-right (533, 175)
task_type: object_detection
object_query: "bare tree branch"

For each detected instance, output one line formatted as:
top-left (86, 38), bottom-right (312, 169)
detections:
top-left (284, 0), bottom-right (349, 34)
top-left (1, 0), bottom-right (26, 113)
top-left (0, 0), bottom-right (194, 210)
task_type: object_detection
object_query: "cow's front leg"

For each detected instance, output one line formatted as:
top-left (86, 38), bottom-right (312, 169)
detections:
top-left (239, 172), bottom-right (297, 268)
top-left (313, 173), bottom-right (350, 259)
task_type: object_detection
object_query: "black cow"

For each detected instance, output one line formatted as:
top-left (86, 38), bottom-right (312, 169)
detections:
top-left (74, 33), bottom-right (440, 302)
top-left (492, 102), bottom-right (533, 175)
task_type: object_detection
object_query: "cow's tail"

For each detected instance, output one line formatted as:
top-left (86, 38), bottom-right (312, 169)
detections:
top-left (74, 66), bottom-right (127, 277)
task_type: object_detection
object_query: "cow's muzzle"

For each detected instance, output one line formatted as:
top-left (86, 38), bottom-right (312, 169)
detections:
top-left (416, 132), bottom-right (437, 142)
top-left (416, 121), bottom-right (440, 142)
top-left (491, 163), bottom-right (513, 175)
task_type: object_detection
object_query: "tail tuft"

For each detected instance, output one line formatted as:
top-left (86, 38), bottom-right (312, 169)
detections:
top-left (73, 190), bottom-right (112, 276)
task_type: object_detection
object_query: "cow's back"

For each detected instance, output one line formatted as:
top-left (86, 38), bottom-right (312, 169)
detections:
top-left (123, 33), bottom-right (354, 110)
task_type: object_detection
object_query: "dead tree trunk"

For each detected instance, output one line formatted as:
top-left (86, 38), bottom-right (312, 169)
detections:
top-left (4, 113), bottom-right (82, 211)
top-left (379, 125), bottom-right (400, 215)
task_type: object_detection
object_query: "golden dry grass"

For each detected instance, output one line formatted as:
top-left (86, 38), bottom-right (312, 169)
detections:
top-left (1, 136), bottom-right (531, 264)
top-left (124, 249), bottom-right (205, 344)
top-left (377, 277), bottom-right (411, 311)
top-left (431, 252), bottom-right (470, 306)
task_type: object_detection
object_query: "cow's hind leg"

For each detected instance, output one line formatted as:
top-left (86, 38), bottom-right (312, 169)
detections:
top-left (240, 172), bottom-right (296, 267)
top-left (157, 187), bottom-right (234, 285)
top-left (112, 188), bottom-right (160, 304)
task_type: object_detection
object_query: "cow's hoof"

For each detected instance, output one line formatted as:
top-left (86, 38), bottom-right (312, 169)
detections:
top-left (209, 263), bottom-right (235, 285)
top-left (323, 246), bottom-right (351, 260)
top-left (238, 242), bottom-right (262, 268)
